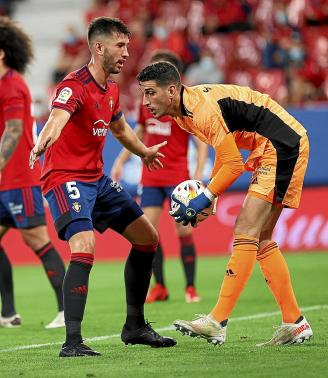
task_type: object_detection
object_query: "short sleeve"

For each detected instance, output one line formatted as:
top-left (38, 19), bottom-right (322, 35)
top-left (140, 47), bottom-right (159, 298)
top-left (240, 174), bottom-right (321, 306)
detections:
top-left (110, 85), bottom-right (123, 122)
top-left (52, 80), bottom-right (85, 114)
top-left (2, 85), bottom-right (25, 121)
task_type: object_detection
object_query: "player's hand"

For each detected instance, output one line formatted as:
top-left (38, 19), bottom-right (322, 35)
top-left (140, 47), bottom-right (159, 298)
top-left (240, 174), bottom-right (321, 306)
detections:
top-left (29, 147), bottom-right (39, 169)
top-left (29, 138), bottom-right (50, 169)
top-left (170, 192), bottom-right (212, 226)
top-left (111, 161), bottom-right (123, 182)
top-left (142, 141), bottom-right (167, 171)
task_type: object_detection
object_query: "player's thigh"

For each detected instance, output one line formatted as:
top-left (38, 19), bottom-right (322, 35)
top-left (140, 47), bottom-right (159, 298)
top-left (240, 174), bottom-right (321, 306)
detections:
top-left (122, 214), bottom-right (158, 245)
top-left (20, 225), bottom-right (50, 251)
top-left (0, 225), bottom-right (9, 242)
top-left (45, 181), bottom-right (97, 241)
top-left (142, 206), bottom-right (162, 229)
top-left (0, 192), bottom-right (12, 233)
top-left (92, 176), bottom-right (144, 236)
top-left (234, 194), bottom-right (273, 238)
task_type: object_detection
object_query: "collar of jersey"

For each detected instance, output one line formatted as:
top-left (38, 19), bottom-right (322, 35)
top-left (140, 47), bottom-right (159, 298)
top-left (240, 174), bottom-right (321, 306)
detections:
top-left (85, 65), bottom-right (108, 92)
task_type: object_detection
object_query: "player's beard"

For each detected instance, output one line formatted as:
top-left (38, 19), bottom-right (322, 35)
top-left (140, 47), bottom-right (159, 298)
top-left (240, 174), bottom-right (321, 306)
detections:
top-left (103, 48), bottom-right (118, 75)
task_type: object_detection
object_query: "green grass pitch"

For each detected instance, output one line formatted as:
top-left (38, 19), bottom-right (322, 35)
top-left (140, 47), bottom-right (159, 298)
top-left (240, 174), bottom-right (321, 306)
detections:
top-left (0, 252), bottom-right (327, 378)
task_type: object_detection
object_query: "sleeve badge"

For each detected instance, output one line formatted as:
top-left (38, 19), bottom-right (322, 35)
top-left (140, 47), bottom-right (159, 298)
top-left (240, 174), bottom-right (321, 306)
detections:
top-left (55, 87), bottom-right (73, 104)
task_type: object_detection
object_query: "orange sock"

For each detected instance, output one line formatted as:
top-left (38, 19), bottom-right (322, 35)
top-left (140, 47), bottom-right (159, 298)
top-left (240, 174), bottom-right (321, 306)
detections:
top-left (210, 234), bottom-right (259, 322)
top-left (257, 241), bottom-right (301, 323)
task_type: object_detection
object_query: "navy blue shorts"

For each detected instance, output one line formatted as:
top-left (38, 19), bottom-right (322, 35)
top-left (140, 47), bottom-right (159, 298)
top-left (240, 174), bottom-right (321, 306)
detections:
top-left (140, 186), bottom-right (175, 208)
top-left (0, 186), bottom-right (46, 229)
top-left (45, 175), bottom-right (143, 240)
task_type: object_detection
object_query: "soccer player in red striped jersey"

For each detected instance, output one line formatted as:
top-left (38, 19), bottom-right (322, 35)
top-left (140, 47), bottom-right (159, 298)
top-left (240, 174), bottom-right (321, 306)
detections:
top-left (0, 17), bottom-right (66, 329)
top-left (112, 50), bottom-right (208, 304)
top-left (30, 18), bottom-right (176, 357)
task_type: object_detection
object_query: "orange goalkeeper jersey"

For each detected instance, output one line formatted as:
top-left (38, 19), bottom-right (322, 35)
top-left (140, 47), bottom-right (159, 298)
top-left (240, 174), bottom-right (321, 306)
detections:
top-left (174, 84), bottom-right (307, 196)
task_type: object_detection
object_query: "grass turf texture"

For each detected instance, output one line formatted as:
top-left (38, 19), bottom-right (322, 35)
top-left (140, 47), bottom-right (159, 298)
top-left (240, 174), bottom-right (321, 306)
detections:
top-left (0, 252), bottom-right (327, 378)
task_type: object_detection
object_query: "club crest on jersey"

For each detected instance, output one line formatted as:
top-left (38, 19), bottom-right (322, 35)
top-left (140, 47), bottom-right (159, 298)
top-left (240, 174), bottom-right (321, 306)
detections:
top-left (72, 202), bottom-right (81, 213)
top-left (109, 97), bottom-right (114, 111)
top-left (55, 87), bottom-right (72, 104)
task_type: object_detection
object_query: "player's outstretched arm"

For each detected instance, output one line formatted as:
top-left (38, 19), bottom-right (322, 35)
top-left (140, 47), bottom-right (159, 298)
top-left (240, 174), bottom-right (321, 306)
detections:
top-left (29, 108), bottom-right (70, 169)
top-left (111, 124), bottom-right (145, 181)
top-left (111, 115), bottom-right (166, 171)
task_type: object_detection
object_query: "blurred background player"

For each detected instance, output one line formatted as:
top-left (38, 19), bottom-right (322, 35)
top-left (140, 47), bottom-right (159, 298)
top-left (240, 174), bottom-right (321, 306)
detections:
top-left (0, 17), bottom-right (65, 328)
top-left (30, 18), bottom-right (176, 357)
top-left (112, 50), bottom-right (208, 304)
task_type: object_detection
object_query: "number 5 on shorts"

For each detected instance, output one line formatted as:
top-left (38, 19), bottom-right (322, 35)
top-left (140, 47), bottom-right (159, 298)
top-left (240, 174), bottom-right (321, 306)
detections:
top-left (66, 181), bottom-right (80, 199)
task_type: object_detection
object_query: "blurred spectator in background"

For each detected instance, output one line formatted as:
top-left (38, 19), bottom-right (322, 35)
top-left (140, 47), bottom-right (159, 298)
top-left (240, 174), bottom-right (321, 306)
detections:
top-left (185, 47), bottom-right (223, 85)
top-left (288, 33), bottom-right (306, 68)
top-left (0, 0), bottom-right (16, 17)
top-left (262, 33), bottom-right (290, 69)
top-left (304, 0), bottom-right (328, 26)
top-left (52, 25), bottom-right (89, 85)
top-left (147, 17), bottom-right (188, 62)
top-left (84, 0), bottom-right (117, 25)
top-left (202, 0), bottom-right (251, 34)
top-left (46, 0), bottom-right (327, 114)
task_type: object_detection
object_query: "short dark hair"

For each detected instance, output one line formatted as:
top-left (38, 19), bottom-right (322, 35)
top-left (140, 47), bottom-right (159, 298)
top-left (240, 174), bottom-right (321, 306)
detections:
top-left (150, 50), bottom-right (184, 74)
top-left (88, 17), bottom-right (130, 43)
top-left (137, 62), bottom-right (181, 88)
top-left (0, 17), bottom-right (33, 73)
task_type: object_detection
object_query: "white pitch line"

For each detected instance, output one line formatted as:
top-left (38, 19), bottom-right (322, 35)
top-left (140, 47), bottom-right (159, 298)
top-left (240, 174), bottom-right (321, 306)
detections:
top-left (0, 304), bottom-right (327, 353)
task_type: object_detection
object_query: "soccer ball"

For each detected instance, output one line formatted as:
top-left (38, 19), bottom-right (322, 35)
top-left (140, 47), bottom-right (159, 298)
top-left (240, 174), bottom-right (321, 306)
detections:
top-left (170, 179), bottom-right (215, 223)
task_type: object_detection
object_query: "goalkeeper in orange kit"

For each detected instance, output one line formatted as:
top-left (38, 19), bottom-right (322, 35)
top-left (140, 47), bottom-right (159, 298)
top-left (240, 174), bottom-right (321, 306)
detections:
top-left (136, 61), bottom-right (313, 346)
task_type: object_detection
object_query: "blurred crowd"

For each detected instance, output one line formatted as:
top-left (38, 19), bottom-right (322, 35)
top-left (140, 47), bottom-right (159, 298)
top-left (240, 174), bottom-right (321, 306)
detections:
top-left (0, 0), bottom-right (25, 17)
top-left (12, 0), bottom-right (328, 117)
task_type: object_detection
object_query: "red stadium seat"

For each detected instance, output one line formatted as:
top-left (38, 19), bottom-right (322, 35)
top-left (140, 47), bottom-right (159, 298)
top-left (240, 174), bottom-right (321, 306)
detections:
top-left (232, 32), bottom-right (264, 68)
top-left (323, 69), bottom-right (328, 99)
top-left (226, 68), bottom-right (257, 87)
top-left (254, 69), bottom-right (288, 102)
top-left (205, 34), bottom-right (235, 71)
top-left (302, 26), bottom-right (328, 69)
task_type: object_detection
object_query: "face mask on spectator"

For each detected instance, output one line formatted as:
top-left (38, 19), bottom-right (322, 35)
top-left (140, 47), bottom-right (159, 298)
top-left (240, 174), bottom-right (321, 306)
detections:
top-left (200, 57), bottom-right (214, 70)
top-left (289, 47), bottom-right (304, 62)
top-left (275, 11), bottom-right (288, 25)
top-left (154, 26), bottom-right (168, 40)
top-left (65, 34), bottom-right (77, 45)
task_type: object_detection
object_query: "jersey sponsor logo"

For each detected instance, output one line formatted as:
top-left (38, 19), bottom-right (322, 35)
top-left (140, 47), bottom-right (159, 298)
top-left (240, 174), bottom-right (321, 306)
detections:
top-left (93, 120), bottom-right (110, 137)
top-left (55, 87), bottom-right (73, 104)
top-left (145, 119), bottom-right (172, 136)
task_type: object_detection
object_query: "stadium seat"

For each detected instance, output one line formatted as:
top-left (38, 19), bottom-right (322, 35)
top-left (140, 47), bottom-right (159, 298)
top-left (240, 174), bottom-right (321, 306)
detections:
top-left (205, 34), bottom-right (235, 72)
top-left (232, 32), bottom-right (264, 68)
top-left (254, 69), bottom-right (288, 102)
top-left (302, 26), bottom-right (328, 69)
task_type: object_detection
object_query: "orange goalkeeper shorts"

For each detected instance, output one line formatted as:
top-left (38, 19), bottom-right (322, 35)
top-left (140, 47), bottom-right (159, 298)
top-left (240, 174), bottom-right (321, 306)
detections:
top-left (248, 134), bottom-right (309, 209)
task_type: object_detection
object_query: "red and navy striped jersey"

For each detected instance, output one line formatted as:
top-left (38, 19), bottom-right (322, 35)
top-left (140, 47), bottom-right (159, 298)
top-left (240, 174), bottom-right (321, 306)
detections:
top-left (138, 104), bottom-right (189, 186)
top-left (41, 65), bottom-right (122, 194)
top-left (0, 70), bottom-right (41, 190)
